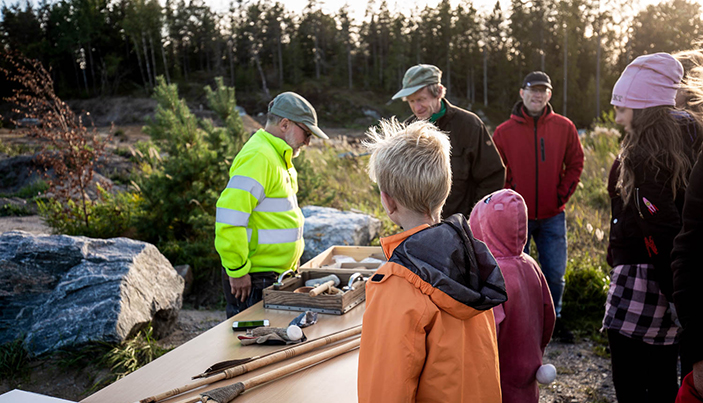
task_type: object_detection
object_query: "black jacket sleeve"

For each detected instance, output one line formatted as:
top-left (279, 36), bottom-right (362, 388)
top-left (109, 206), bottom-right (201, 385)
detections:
top-left (672, 151), bottom-right (703, 365)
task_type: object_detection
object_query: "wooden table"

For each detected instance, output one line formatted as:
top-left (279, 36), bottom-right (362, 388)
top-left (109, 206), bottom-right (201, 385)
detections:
top-left (81, 302), bottom-right (364, 403)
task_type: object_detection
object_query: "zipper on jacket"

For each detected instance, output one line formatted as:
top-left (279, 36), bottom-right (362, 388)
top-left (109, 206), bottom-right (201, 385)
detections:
top-left (635, 187), bottom-right (644, 219)
top-left (540, 138), bottom-right (546, 161)
top-left (533, 119), bottom-right (540, 218)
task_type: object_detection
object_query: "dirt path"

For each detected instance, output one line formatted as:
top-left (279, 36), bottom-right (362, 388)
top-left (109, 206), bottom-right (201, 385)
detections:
top-left (0, 215), bottom-right (51, 235)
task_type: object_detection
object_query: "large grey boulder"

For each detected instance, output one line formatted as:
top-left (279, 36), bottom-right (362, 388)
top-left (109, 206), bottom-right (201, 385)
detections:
top-left (301, 206), bottom-right (382, 263)
top-left (0, 231), bottom-right (184, 356)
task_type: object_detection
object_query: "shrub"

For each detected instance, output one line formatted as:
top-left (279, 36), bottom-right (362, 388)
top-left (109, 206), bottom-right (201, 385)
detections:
top-left (1, 52), bottom-right (109, 232)
top-left (0, 203), bottom-right (32, 217)
top-left (132, 76), bottom-right (246, 278)
top-left (38, 185), bottom-right (139, 238)
top-left (15, 180), bottom-right (49, 199)
top-left (562, 254), bottom-right (610, 335)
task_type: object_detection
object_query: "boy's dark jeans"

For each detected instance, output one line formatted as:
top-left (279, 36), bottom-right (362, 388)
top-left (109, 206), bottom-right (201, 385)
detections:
top-left (607, 329), bottom-right (679, 403)
top-left (221, 269), bottom-right (278, 318)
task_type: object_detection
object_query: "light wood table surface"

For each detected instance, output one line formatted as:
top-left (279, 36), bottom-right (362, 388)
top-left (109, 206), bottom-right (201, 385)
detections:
top-left (82, 301), bottom-right (364, 403)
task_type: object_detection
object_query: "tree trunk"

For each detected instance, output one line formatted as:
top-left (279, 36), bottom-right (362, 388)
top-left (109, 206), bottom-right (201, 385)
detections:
top-left (347, 42), bottom-right (352, 90)
top-left (228, 40), bottom-right (235, 86)
top-left (254, 52), bottom-right (270, 98)
top-left (483, 49), bottom-right (488, 107)
top-left (160, 39), bottom-right (171, 84)
top-left (80, 48), bottom-right (89, 95)
top-left (278, 33), bottom-right (284, 87)
top-left (563, 24), bottom-right (568, 117)
top-left (142, 35), bottom-right (153, 89)
top-left (314, 30), bottom-right (321, 80)
top-left (132, 37), bottom-right (147, 89)
top-left (88, 41), bottom-right (97, 95)
top-left (71, 52), bottom-right (83, 93)
top-left (149, 35), bottom-right (159, 83)
top-left (596, 23), bottom-right (601, 120)
top-left (446, 44), bottom-right (451, 98)
top-left (182, 44), bottom-right (189, 82)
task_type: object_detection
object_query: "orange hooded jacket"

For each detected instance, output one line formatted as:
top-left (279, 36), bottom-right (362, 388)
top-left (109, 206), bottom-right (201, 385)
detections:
top-left (358, 214), bottom-right (508, 403)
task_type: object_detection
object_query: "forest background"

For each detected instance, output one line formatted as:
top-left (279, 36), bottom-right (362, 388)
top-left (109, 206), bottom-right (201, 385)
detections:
top-left (1, 0), bottom-right (702, 128)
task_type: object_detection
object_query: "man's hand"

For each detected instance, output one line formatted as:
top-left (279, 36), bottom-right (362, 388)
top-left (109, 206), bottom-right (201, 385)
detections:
top-left (694, 360), bottom-right (703, 397)
top-left (229, 274), bottom-right (252, 303)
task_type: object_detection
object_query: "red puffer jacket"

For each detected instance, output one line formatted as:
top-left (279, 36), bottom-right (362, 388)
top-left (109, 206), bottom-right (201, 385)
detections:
top-left (493, 102), bottom-right (584, 220)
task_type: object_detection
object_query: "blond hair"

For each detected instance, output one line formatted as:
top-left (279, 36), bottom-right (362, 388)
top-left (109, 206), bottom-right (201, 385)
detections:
top-left (365, 118), bottom-right (451, 218)
top-left (674, 48), bottom-right (703, 113)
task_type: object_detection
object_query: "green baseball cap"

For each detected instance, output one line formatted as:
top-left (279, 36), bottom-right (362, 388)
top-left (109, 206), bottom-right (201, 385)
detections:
top-left (392, 64), bottom-right (442, 100)
top-left (268, 92), bottom-right (328, 139)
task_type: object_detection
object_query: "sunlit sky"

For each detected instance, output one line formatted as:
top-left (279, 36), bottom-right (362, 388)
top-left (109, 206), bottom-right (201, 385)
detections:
top-left (205, 0), bottom-right (696, 23)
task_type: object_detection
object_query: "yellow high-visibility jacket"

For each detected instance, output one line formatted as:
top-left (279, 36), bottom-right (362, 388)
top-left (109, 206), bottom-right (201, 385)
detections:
top-left (215, 129), bottom-right (305, 278)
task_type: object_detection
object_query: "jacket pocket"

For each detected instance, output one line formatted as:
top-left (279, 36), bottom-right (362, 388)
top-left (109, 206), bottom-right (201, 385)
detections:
top-left (451, 147), bottom-right (470, 181)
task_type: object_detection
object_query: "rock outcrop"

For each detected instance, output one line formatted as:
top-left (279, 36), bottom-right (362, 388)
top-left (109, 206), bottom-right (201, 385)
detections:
top-left (0, 231), bottom-right (184, 356)
top-left (301, 206), bottom-right (382, 263)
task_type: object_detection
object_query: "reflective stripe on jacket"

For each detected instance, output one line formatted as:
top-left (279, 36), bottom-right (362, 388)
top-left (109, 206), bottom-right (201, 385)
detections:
top-left (215, 129), bottom-right (304, 278)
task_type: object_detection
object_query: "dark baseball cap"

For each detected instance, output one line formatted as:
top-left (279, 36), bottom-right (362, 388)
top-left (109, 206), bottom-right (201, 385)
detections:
top-left (522, 71), bottom-right (552, 90)
top-left (268, 92), bottom-right (328, 139)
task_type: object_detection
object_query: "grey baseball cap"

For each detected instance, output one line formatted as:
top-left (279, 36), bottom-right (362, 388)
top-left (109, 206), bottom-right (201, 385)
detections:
top-left (392, 64), bottom-right (442, 100)
top-left (268, 92), bottom-right (328, 139)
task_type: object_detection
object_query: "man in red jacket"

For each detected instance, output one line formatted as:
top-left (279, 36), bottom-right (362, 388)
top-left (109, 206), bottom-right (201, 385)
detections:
top-left (493, 71), bottom-right (584, 342)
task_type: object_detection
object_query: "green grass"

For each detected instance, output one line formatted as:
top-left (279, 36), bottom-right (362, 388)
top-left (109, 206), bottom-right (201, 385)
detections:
top-left (0, 140), bottom-right (36, 157)
top-left (0, 203), bottom-right (32, 217)
top-left (53, 324), bottom-right (169, 394)
top-left (297, 144), bottom-right (400, 240)
top-left (15, 180), bottom-right (49, 199)
top-left (103, 325), bottom-right (169, 381)
top-left (0, 338), bottom-right (31, 382)
top-left (560, 126), bottom-right (620, 337)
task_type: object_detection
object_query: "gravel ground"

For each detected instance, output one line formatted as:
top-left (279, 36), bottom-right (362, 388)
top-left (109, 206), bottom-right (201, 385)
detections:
top-left (540, 339), bottom-right (615, 402)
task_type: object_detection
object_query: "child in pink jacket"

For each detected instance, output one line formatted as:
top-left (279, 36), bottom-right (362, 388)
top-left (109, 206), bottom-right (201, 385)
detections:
top-left (469, 189), bottom-right (556, 403)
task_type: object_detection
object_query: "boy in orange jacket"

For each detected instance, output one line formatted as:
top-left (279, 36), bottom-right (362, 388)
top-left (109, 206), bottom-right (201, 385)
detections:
top-left (357, 118), bottom-right (508, 403)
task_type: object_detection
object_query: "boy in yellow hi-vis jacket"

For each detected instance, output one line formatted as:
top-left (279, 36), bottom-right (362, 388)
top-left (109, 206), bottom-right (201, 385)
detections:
top-left (358, 118), bottom-right (507, 403)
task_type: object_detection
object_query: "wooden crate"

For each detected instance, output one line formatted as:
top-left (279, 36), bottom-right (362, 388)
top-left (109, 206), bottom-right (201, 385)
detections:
top-left (263, 246), bottom-right (385, 315)
top-left (300, 245), bottom-right (385, 275)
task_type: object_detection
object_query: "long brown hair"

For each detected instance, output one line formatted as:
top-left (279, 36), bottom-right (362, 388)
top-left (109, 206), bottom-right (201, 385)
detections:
top-left (618, 106), bottom-right (694, 203)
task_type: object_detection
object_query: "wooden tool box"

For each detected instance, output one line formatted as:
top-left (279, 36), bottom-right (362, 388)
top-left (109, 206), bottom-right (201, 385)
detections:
top-left (263, 246), bottom-right (385, 315)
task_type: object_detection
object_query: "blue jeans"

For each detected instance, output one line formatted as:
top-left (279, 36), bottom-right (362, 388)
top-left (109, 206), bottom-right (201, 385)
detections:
top-left (524, 211), bottom-right (567, 317)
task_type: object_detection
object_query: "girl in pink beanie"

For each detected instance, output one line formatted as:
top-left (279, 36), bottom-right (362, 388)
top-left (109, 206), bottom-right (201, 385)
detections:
top-left (603, 52), bottom-right (703, 403)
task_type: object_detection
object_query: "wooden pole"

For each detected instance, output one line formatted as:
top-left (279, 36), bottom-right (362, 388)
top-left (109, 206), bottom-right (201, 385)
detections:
top-left (137, 325), bottom-right (362, 403)
top-left (176, 338), bottom-right (361, 403)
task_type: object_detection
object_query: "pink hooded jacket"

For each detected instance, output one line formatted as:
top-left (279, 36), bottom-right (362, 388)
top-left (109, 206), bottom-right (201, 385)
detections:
top-left (469, 189), bottom-right (556, 403)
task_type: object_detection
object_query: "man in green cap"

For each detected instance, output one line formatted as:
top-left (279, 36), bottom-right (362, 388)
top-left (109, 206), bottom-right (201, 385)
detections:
top-left (393, 64), bottom-right (505, 218)
top-left (215, 91), bottom-right (328, 317)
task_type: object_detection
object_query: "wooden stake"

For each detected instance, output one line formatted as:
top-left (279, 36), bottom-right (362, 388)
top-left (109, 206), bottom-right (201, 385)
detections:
top-left (308, 280), bottom-right (335, 296)
top-left (137, 324), bottom-right (362, 403)
top-left (176, 337), bottom-right (361, 403)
